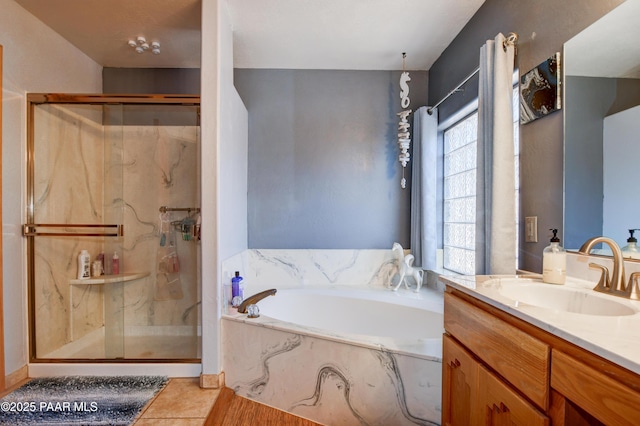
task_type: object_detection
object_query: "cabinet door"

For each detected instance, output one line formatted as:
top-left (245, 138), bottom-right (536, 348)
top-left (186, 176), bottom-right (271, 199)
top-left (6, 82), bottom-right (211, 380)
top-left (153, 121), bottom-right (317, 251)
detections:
top-left (444, 292), bottom-right (550, 409)
top-left (477, 365), bottom-right (549, 426)
top-left (551, 349), bottom-right (640, 425)
top-left (442, 334), bottom-right (478, 426)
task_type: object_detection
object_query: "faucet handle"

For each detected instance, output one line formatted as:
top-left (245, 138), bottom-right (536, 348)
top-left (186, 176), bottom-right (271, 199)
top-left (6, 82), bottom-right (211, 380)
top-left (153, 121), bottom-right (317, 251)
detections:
top-left (588, 262), bottom-right (610, 292)
top-left (627, 272), bottom-right (640, 300)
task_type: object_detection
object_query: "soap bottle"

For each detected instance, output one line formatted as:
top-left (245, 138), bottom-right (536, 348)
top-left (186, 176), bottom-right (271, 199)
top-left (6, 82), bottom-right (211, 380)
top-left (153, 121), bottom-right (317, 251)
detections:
top-left (112, 251), bottom-right (120, 275)
top-left (231, 271), bottom-right (243, 300)
top-left (622, 229), bottom-right (640, 259)
top-left (97, 252), bottom-right (105, 275)
top-left (542, 229), bottom-right (566, 285)
top-left (77, 250), bottom-right (91, 280)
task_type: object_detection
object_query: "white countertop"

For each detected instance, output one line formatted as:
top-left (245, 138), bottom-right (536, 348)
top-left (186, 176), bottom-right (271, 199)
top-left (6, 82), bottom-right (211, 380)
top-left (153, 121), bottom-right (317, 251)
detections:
top-left (440, 273), bottom-right (640, 375)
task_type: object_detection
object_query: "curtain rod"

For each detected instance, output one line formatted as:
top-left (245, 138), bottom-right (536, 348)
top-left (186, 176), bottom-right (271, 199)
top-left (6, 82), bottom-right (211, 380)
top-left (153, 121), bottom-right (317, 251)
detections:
top-left (427, 67), bottom-right (479, 115)
top-left (427, 32), bottom-right (518, 115)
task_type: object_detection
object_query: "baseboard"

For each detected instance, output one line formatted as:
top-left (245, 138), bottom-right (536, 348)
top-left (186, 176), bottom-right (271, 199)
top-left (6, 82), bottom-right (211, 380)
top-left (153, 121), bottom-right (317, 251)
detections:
top-left (200, 371), bottom-right (225, 389)
top-left (5, 365), bottom-right (28, 389)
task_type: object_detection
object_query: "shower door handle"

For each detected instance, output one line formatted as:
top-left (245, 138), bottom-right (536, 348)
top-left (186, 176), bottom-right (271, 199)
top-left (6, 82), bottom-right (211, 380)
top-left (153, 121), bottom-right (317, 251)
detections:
top-left (22, 223), bottom-right (124, 237)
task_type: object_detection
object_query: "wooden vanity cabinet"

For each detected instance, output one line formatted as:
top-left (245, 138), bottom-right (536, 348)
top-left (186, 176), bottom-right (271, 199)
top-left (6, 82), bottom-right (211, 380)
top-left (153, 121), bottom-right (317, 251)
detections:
top-left (443, 335), bottom-right (548, 426)
top-left (443, 287), bottom-right (640, 425)
top-left (442, 334), bottom-right (476, 425)
top-left (551, 349), bottom-right (640, 425)
top-left (443, 292), bottom-right (549, 425)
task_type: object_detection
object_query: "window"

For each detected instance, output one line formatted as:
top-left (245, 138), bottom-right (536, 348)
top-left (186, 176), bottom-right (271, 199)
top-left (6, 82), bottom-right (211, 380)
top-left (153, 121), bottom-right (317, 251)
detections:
top-left (443, 112), bottom-right (478, 275)
top-left (442, 87), bottom-right (520, 275)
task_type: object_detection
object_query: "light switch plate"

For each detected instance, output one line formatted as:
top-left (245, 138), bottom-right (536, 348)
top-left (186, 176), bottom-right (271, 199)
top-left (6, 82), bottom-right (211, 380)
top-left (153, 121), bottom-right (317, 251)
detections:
top-left (525, 216), bottom-right (538, 243)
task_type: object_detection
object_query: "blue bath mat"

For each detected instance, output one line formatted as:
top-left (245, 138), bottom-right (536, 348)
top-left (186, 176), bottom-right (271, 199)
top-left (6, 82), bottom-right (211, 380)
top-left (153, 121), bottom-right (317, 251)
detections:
top-left (0, 375), bottom-right (168, 425)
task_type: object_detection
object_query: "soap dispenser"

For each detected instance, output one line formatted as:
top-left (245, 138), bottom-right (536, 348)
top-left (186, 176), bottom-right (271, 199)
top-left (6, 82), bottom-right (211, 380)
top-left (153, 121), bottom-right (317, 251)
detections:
top-left (542, 228), bottom-right (566, 285)
top-left (622, 229), bottom-right (640, 259)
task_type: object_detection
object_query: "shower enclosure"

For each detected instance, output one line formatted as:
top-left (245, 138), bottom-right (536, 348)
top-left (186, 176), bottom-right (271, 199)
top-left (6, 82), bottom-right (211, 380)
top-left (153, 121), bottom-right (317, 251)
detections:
top-left (24, 94), bottom-right (201, 362)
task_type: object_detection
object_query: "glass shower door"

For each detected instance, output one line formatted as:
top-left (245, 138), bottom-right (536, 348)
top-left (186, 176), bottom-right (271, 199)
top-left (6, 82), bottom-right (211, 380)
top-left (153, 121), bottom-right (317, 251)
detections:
top-left (26, 95), bottom-right (201, 362)
top-left (26, 100), bottom-right (125, 360)
top-left (117, 104), bottom-right (201, 360)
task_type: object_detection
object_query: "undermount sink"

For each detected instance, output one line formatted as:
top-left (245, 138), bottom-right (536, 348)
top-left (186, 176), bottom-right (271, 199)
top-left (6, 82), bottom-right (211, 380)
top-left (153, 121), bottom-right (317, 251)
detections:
top-left (488, 278), bottom-right (638, 316)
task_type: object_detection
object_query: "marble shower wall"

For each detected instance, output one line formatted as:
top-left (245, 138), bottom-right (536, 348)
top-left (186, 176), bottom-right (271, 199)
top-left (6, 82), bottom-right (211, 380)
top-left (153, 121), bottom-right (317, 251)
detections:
top-left (32, 103), bottom-right (200, 357)
top-left (120, 124), bottom-right (200, 329)
top-left (33, 104), bottom-right (106, 356)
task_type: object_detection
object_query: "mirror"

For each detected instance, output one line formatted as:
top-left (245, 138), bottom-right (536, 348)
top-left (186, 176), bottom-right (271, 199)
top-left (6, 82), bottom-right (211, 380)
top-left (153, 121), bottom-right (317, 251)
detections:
top-left (563, 0), bottom-right (640, 254)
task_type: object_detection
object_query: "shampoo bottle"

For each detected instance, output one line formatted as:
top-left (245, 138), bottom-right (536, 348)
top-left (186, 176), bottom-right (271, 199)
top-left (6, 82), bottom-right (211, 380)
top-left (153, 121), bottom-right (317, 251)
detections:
top-left (231, 271), bottom-right (243, 299)
top-left (542, 228), bottom-right (566, 285)
top-left (77, 250), bottom-right (91, 280)
top-left (622, 229), bottom-right (640, 259)
top-left (97, 252), bottom-right (105, 275)
top-left (112, 251), bottom-right (120, 275)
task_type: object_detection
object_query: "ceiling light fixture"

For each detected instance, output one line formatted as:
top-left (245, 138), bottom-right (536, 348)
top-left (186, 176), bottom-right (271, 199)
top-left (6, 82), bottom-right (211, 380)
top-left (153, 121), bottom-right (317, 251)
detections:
top-left (128, 37), bottom-right (160, 55)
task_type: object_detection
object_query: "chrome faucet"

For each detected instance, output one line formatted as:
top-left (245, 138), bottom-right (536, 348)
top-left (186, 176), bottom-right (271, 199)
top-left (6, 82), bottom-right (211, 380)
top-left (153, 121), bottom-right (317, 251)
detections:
top-left (237, 289), bottom-right (277, 313)
top-left (578, 236), bottom-right (634, 298)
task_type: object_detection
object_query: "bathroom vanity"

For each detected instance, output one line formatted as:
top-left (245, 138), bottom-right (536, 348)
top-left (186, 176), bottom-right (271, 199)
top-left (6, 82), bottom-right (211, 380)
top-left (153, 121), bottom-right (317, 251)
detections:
top-left (440, 274), bottom-right (640, 425)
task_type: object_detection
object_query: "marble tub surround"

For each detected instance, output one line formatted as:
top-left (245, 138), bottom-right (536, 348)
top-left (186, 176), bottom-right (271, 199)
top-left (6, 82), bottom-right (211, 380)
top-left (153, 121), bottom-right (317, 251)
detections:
top-left (221, 249), bottom-right (444, 424)
top-left (440, 272), bottom-right (640, 375)
top-left (221, 248), bottom-right (429, 295)
top-left (222, 316), bottom-right (442, 426)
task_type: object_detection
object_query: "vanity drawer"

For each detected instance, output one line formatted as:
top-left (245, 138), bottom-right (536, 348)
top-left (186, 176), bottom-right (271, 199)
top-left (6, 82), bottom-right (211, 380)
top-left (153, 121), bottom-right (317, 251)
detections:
top-left (444, 292), bottom-right (550, 410)
top-left (551, 349), bottom-right (640, 426)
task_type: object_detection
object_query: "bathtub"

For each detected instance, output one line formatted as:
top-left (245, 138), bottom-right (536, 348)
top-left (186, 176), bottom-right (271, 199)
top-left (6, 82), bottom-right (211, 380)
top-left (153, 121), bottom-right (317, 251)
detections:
top-left (222, 286), bottom-right (444, 426)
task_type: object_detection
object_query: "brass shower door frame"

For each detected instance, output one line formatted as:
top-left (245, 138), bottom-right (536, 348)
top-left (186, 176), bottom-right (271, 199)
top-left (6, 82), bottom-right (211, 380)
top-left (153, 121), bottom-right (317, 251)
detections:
top-left (0, 44), bottom-right (5, 390)
top-left (25, 93), bottom-right (201, 363)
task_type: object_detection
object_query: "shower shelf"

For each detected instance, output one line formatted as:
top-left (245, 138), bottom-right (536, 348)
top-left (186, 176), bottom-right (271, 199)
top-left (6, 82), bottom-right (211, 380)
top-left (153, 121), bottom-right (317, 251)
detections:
top-left (70, 272), bottom-right (150, 285)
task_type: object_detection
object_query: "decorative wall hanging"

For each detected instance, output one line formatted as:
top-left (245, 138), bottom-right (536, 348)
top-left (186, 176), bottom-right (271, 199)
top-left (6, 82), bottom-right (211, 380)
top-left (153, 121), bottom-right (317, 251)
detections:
top-left (398, 52), bottom-right (412, 189)
top-left (520, 52), bottom-right (561, 124)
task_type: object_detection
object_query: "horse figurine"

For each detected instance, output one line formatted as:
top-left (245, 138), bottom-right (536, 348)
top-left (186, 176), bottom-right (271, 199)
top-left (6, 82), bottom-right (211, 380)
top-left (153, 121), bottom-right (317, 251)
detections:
top-left (391, 242), bottom-right (424, 292)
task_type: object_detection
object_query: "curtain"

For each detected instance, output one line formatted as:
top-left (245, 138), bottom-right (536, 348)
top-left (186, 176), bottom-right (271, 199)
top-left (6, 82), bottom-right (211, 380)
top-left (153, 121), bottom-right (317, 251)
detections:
top-left (475, 33), bottom-right (516, 274)
top-left (410, 106), bottom-right (438, 270)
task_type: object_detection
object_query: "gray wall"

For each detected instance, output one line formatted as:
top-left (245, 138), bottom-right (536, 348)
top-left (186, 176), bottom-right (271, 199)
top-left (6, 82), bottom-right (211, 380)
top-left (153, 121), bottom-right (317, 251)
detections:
top-left (234, 69), bottom-right (428, 249)
top-left (428, 0), bottom-right (624, 272)
top-left (564, 76), bottom-right (640, 248)
top-left (564, 77), bottom-right (613, 249)
top-left (103, 68), bottom-right (200, 94)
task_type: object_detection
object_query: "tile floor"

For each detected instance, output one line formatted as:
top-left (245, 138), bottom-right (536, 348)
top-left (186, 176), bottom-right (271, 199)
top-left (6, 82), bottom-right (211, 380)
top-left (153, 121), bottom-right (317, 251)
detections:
top-left (133, 378), bottom-right (220, 425)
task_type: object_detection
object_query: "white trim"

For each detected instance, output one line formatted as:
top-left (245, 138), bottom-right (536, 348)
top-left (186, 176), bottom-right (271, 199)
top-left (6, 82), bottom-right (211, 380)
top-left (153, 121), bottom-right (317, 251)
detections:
top-left (28, 363), bottom-right (202, 377)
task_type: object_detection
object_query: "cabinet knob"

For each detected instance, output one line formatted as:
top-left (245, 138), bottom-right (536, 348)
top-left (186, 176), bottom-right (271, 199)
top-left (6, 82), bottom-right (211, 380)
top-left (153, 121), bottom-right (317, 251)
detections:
top-left (449, 358), bottom-right (461, 368)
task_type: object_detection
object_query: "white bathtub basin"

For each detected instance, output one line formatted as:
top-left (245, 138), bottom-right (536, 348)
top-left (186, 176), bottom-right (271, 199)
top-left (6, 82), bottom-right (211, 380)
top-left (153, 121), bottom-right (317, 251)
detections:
top-left (487, 277), bottom-right (638, 316)
top-left (256, 287), bottom-right (444, 339)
